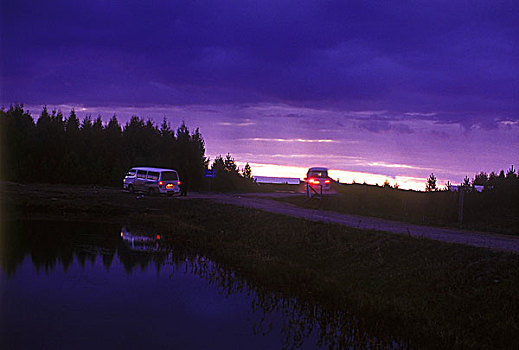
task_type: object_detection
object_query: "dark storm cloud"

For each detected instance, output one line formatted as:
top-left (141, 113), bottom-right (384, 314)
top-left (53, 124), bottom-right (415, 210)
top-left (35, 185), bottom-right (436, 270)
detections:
top-left (2, 1), bottom-right (518, 126)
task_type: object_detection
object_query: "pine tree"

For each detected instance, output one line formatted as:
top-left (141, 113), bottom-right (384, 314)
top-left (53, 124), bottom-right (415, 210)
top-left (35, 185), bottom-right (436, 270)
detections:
top-left (473, 172), bottom-right (488, 186)
top-left (159, 117), bottom-right (172, 138)
top-left (462, 176), bottom-right (471, 188)
top-left (425, 173), bottom-right (437, 192)
top-left (506, 165), bottom-right (516, 179)
top-left (242, 163), bottom-right (252, 179)
top-left (224, 153), bottom-right (237, 173)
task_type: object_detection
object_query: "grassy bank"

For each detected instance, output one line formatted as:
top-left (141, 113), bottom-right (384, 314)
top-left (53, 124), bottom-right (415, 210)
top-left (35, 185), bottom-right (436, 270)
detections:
top-left (275, 183), bottom-right (519, 235)
top-left (2, 182), bottom-right (519, 348)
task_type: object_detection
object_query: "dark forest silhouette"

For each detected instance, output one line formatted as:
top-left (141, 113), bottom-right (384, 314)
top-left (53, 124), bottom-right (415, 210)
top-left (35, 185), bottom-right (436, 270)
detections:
top-left (1, 103), bottom-right (517, 198)
top-left (1, 104), bottom-right (255, 190)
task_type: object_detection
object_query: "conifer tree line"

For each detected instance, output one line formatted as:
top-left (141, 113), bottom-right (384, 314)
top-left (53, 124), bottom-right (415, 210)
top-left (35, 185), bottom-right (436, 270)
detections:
top-left (0, 104), bottom-right (214, 188)
top-left (424, 166), bottom-right (519, 193)
top-left (2, 103), bottom-right (516, 195)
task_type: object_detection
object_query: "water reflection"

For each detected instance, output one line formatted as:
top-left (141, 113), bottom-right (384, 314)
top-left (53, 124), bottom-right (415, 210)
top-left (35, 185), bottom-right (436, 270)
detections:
top-left (183, 256), bottom-right (406, 349)
top-left (121, 226), bottom-right (163, 252)
top-left (0, 221), bottom-right (171, 275)
top-left (0, 220), bottom-right (408, 349)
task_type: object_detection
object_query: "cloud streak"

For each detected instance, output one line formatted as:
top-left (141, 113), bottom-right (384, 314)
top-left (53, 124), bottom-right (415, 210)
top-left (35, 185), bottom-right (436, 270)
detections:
top-left (12, 101), bottom-right (518, 191)
top-left (241, 138), bottom-right (338, 143)
top-left (2, 2), bottom-right (518, 190)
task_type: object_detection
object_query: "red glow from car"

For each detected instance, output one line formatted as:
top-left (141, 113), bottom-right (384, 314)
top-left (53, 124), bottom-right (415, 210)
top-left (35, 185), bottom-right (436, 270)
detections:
top-left (308, 178), bottom-right (320, 185)
top-left (177, 181), bottom-right (181, 185)
top-left (158, 181), bottom-right (163, 186)
top-left (156, 235), bottom-right (160, 240)
top-left (324, 179), bottom-right (331, 184)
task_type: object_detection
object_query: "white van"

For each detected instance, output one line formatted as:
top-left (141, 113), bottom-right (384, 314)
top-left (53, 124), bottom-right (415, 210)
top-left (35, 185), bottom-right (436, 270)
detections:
top-left (123, 167), bottom-right (181, 195)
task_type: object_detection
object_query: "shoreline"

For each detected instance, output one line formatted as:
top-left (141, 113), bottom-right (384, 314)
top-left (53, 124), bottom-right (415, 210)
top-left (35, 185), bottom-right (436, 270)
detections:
top-left (2, 182), bottom-right (519, 348)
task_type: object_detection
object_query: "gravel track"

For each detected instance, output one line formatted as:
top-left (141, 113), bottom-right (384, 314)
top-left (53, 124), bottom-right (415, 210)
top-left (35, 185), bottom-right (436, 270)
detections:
top-left (4, 182), bottom-right (518, 253)
top-left (182, 192), bottom-right (519, 253)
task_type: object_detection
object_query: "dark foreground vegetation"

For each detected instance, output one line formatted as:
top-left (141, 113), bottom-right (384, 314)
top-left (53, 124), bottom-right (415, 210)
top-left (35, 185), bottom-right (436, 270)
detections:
top-left (2, 183), bottom-right (518, 349)
top-left (0, 104), bottom-right (255, 191)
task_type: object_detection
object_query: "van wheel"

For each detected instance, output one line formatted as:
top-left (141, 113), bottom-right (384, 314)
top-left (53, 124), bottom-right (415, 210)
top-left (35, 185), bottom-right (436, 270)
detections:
top-left (128, 185), bottom-right (134, 193)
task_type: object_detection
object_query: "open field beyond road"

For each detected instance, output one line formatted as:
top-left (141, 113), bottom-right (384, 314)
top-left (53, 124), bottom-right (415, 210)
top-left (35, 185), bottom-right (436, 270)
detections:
top-left (2, 182), bottom-right (519, 348)
top-left (189, 192), bottom-right (519, 253)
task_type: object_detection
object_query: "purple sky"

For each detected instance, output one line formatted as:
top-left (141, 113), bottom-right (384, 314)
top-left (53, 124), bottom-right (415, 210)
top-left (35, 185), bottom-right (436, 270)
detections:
top-left (2, 1), bottom-right (518, 190)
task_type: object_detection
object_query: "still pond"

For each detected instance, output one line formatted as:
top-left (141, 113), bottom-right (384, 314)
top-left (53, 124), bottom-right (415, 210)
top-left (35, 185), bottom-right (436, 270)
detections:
top-left (0, 220), bottom-right (407, 349)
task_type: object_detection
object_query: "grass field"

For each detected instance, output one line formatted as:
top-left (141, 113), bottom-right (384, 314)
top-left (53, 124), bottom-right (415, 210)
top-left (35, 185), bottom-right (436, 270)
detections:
top-left (2, 182), bottom-right (519, 348)
top-left (273, 182), bottom-right (519, 235)
top-left (144, 200), bottom-right (519, 348)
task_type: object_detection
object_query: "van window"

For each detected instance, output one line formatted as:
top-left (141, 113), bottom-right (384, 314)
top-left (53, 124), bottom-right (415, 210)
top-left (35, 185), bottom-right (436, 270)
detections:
top-left (137, 170), bottom-right (147, 179)
top-left (161, 171), bottom-right (178, 181)
top-left (126, 169), bottom-right (136, 177)
top-left (308, 170), bottom-right (328, 178)
top-left (147, 171), bottom-right (159, 181)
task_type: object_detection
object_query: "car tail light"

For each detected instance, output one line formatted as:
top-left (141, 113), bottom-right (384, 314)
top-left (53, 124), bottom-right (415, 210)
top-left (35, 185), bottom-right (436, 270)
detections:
top-left (309, 178), bottom-right (320, 185)
top-left (324, 179), bottom-right (331, 184)
top-left (156, 235), bottom-right (160, 240)
top-left (177, 181), bottom-right (181, 185)
top-left (158, 181), bottom-right (163, 186)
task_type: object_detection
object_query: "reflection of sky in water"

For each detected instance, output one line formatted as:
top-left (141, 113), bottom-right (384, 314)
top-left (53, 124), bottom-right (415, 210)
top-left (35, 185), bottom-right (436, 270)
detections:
top-left (0, 221), bottom-right (407, 349)
top-left (1, 253), bottom-right (298, 349)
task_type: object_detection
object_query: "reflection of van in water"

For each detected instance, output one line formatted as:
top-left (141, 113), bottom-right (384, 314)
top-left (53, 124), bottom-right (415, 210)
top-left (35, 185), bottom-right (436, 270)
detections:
top-left (123, 167), bottom-right (181, 195)
top-left (120, 226), bottom-right (161, 252)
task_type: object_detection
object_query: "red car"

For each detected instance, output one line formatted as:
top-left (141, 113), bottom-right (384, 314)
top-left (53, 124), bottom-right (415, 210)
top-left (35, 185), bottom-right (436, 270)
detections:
top-left (305, 167), bottom-right (332, 192)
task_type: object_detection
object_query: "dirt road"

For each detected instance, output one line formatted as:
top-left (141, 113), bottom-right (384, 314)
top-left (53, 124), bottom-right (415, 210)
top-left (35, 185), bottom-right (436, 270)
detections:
top-left (181, 192), bottom-right (519, 253)
top-left (3, 182), bottom-right (518, 253)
